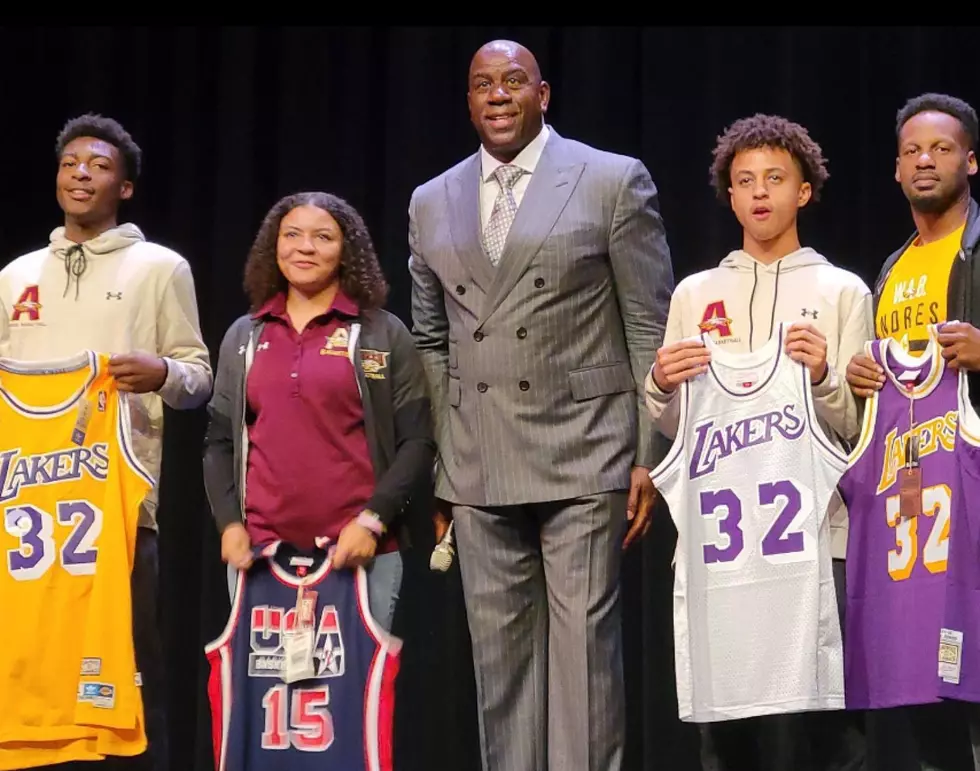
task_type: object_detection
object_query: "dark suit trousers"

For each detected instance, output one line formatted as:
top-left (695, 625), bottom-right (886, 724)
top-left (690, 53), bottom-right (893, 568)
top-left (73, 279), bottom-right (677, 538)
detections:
top-left (453, 492), bottom-right (628, 771)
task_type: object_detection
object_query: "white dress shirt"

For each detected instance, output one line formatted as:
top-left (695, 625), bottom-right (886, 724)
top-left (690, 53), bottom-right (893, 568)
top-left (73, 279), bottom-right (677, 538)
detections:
top-left (479, 123), bottom-right (550, 231)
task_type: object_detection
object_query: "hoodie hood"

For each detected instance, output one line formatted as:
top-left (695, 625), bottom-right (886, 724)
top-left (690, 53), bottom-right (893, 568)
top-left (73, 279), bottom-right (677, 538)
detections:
top-left (714, 246), bottom-right (833, 350)
top-left (49, 223), bottom-right (145, 300)
top-left (718, 246), bottom-right (830, 273)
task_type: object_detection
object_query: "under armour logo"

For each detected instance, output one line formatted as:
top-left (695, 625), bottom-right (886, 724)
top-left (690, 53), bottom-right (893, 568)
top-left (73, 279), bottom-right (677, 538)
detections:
top-left (106, 292), bottom-right (122, 300)
top-left (801, 308), bottom-right (818, 319)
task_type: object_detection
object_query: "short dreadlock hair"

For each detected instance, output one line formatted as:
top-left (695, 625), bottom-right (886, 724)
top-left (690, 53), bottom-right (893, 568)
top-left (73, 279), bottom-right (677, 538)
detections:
top-left (710, 113), bottom-right (829, 203)
top-left (896, 93), bottom-right (979, 151)
top-left (55, 113), bottom-right (142, 182)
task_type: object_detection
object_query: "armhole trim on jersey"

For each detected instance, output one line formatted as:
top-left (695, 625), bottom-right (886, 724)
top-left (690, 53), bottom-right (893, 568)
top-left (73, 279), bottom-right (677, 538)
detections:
top-left (649, 378), bottom-right (690, 487)
top-left (800, 365), bottom-right (849, 471)
top-left (354, 566), bottom-right (403, 655)
top-left (115, 393), bottom-right (156, 489)
top-left (204, 568), bottom-right (243, 771)
top-left (205, 567), bottom-right (247, 655)
top-left (845, 386), bottom-right (879, 469)
top-left (958, 369), bottom-right (980, 447)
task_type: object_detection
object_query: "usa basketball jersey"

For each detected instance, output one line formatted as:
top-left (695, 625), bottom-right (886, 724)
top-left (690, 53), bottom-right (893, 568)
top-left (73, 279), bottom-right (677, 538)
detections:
top-left (206, 540), bottom-right (401, 771)
top-left (840, 324), bottom-right (961, 708)
top-left (650, 322), bottom-right (848, 722)
top-left (0, 351), bottom-right (153, 770)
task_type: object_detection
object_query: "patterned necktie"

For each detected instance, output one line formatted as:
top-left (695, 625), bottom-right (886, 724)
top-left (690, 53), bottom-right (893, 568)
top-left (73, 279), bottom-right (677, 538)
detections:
top-left (482, 164), bottom-right (526, 266)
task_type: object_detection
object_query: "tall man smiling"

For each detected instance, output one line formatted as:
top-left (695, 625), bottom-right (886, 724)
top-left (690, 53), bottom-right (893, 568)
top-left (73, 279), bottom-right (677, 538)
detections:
top-left (408, 39), bottom-right (674, 771)
top-left (0, 113), bottom-right (212, 769)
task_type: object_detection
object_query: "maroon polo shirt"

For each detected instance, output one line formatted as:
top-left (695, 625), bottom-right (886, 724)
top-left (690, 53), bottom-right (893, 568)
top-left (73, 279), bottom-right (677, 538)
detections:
top-left (244, 291), bottom-right (394, 553)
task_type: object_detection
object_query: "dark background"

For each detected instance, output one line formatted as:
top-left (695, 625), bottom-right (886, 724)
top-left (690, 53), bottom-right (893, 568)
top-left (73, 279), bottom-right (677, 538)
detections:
top-left (0, 24), bottom-right (976, 771)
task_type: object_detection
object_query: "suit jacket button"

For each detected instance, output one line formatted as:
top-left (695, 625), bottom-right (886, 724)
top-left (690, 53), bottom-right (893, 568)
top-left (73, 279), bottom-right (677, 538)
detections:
top-left (474, 331), bottom-right (484, 342)
top-left (534, 277), bottom-right (545, 288)
top-left (519, 380), bottom-right (530, 391)
top-left (477, 382), bottom-right (488, 393)
top-left (516, 327), bottom-right (527, 339)
top-left (455, 284), bottom-right (465, 295)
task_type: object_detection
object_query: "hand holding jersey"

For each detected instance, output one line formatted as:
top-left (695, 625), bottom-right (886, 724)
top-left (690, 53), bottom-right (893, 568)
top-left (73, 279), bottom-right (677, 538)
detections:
top-left (221, 523), bottom-right (253, 571)
top-left (784, 322), bottom-right (829, 383)
top-left (651, 339), bottom-right (712, 392)
top-left (937, 320), bottom-right (980, 369)
top-left (847, 320), bottom-right (980, 399)
top-left (845, 353), bottom-right (886, 399)
top-left (654, 322), bottom-right (830, 394)
top-left (107, 352), bottom-right (168, 394)
top-left (331, 519), bottom-right (378, 569)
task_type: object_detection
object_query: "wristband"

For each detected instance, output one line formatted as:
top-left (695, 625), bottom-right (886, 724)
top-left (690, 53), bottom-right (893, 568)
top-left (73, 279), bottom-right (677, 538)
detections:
top-left (356, 510), bottom-right (386, 538)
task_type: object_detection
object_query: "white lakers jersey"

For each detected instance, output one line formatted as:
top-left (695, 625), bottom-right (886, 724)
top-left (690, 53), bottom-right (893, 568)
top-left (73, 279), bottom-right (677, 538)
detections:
top-left (650, 322), bottom-right (847, 722)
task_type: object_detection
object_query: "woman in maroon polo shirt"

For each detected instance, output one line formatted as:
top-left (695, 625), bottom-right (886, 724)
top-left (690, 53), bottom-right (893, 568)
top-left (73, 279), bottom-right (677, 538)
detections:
top-left (203, 191), bottom-right (436, 633)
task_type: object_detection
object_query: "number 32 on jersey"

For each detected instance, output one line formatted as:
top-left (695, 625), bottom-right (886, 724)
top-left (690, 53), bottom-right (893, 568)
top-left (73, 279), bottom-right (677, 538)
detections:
top-left (5, 500), bottom-right (102, 581)
top-left (886, 483), bottom-right (951, 581)
top-left (700, 478), bottom-right (816, 569)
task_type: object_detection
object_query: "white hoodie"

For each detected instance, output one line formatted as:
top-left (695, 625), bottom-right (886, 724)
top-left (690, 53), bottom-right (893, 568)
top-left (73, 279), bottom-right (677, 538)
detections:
top-left (0, 223), bottom-right (213, 530)
top-left (644, 247), bottom-right (874, 558)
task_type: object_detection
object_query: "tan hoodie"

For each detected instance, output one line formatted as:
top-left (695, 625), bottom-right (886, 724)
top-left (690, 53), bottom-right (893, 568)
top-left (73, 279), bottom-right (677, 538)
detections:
top-left (644, 247), bottom-right (874, 558)
top-left (0, 223), bottom-right (213, 530)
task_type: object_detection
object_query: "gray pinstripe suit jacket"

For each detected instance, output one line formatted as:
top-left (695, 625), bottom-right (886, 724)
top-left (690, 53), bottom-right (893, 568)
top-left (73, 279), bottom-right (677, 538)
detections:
top-left (408, 127), bottom-right (674, 507)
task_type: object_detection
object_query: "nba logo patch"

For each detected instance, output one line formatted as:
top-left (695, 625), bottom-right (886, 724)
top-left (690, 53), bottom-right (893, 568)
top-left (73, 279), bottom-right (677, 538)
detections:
top-left (97, 391), bottom-right (107, 412)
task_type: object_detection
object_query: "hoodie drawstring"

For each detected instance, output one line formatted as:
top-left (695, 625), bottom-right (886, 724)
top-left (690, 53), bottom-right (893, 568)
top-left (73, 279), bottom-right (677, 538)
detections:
top-left (747, 260), bottom-right (783, 350)
top-left (768, 260), bottom-right (782, 342)
top-left (62, 244), bottom-right (87, 300)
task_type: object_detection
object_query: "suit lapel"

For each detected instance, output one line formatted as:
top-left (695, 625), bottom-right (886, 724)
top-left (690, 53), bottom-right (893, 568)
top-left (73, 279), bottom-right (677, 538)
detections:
top-left (479, 137), bottom-right (584, 326)
top-left (446, 154), bottom-right (494, 294)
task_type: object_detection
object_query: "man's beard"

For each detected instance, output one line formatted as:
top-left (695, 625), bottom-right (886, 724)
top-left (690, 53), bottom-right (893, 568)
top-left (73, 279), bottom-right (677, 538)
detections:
top-left (909, 181), bottom-right (966, 215)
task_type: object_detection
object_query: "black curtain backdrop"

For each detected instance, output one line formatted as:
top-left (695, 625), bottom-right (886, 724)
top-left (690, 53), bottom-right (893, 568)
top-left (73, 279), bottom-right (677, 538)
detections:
top-left (1, 24), bottom-right (976, 771)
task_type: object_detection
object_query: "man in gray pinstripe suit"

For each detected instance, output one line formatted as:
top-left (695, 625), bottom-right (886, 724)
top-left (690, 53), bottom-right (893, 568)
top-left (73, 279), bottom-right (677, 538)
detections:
top-left (408, 39), bottom-right (674, 771)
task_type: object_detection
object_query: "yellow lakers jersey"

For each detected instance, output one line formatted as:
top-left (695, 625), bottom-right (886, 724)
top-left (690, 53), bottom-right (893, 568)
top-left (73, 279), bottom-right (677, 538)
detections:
top-left (0, 351), bottom-right (153, 769)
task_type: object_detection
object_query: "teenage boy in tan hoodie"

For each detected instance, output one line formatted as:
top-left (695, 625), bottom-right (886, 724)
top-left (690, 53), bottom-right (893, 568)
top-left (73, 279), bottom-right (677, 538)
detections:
top-left (645, 114), bottom-right (873, 771)
top-left (0, 113), bottom-right (212, 770)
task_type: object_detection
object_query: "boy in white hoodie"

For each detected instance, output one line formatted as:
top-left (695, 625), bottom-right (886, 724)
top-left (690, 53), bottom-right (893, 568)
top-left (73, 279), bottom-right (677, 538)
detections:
top-left (0, 114), bottom-right (212, 770)
top-left (645, 114), bottom-right (873, 771)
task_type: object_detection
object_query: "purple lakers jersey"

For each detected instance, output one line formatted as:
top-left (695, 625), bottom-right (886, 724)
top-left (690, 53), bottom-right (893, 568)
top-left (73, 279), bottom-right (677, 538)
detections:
top-left (937, 366), bottom-right (980, 704)
top-left (840, 324), bottom-right (966, 708)
top-left (205, 541), bottom-right (401, 771)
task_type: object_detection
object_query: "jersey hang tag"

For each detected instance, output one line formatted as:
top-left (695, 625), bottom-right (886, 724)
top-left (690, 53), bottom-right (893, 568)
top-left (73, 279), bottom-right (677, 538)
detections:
top-left (281, 626), bottom-right (316, 684)
top-left (71, 398), bottom-right (93, 446)
top-left (899, 465), bottom-right (921, 521)
top-left (939, 628), bottom-right (964, 684)
top-left (297, 589), bottom-right (318, 630)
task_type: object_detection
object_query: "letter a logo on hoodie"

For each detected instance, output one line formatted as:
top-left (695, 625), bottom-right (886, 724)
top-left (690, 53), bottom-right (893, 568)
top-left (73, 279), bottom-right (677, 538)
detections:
top-left (698, 300), bottom-right (733, 338)
top-left (11, 286), bottom-right (41, 322)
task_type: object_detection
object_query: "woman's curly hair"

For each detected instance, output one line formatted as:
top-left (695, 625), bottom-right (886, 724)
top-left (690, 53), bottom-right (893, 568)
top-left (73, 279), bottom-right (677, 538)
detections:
top-left (243, 191), bottom-right (389, 312)
top-left (709, 113), bottom-right (830, 204)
